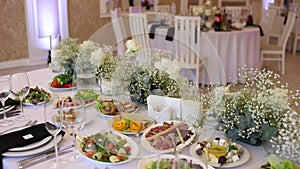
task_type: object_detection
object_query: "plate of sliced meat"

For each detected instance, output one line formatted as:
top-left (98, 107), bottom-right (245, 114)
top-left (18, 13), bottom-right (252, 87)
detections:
top-left (141, 121), bottom-right (195, 153)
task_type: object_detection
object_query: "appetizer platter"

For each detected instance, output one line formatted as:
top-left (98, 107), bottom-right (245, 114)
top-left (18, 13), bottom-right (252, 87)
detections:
top-left (49, 74), bottom-right (76, 91)
top-left (106, 113), bottom-right (154, 135)
top-left (138, 154), bottom-right (213, 169)
top-left (79, 131), bottom-right (138, 164)
top-left (141, 121), bottom-right (195, 153)
top-left (74, 89), bottom-right (100, 105)
top-left (53, 94), bottom-right (98, 109)
top-left (190, 137), bottom-right (250, 168)
top-left (23, 86), bottom-right (51, 105)
top-left (94, 99), bottom-right (138, 117)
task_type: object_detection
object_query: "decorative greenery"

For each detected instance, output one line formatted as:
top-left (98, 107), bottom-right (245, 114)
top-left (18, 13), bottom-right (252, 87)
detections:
top-left (57, 38), bottom-right (80, 74)
top-left (199, 67), bottom-right (300, 162)
top-left (111, 50), bottom-right (193, 105)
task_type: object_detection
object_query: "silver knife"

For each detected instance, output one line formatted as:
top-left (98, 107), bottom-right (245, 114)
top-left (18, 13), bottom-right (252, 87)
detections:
top-left (17, 149), bottom-right (73, 169)
top-left (16, 145), bottom-right (73, 166)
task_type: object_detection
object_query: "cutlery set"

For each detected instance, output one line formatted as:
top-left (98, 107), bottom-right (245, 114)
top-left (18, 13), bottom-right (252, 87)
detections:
top-left (16, 145), bottom-right (73, 168)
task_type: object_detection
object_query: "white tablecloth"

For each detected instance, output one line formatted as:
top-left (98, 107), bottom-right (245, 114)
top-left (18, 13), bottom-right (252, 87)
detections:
top-left (149, 26), bottom-right (260, 85)
top-left (1, 68), bottom-right (269, 169)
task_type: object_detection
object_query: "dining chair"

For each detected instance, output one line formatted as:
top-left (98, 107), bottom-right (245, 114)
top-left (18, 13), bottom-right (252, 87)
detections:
top-left (129, 13), bottom-right (150, 51)
top-left (174, 16), bottom-right (206, 88)
top-left (292, 9), bottom-right (300, 55)
top-left (110, 8), bottom-right (127, 57)
top-left (154, 5), bottom-right (170, 13)
top-left (129, 6), bottom-right (142, 13)
top-left (225, 6), bottom-right (242, 22)
top-left (260, 9), bottom-right (276, 45)
top-left (260, 12), bottom-right (296, 75)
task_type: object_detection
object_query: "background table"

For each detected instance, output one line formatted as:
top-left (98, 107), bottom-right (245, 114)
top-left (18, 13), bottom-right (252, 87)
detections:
top-left (149, 26), bottom-right (260, 85)
top-left (1, 68), bottom-right (269, 169)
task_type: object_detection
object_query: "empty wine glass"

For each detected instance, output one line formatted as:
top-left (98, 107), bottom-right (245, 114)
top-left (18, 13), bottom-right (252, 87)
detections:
top-left (61, 97), bottom-right (85, 161)
top-left (0, 76), bottom-right (14, 127)
top-left (44, 94), bottom-right (67, 168)
top-left (9, 72), bottom-right (30, 121)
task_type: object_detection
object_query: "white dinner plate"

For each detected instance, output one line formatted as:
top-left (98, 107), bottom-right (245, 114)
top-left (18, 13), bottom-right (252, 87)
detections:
top-left (0, 105), bottom-right (16, 114)
top-left (78, 131), bottom-right (139, 165)
top-left (8, 135), bottom-right (53, 152)
top-left (141, 120), bottom-right (196, 153)
top-left (105, 113), bottom-right (154, 135)
top-left (138, 154), bottom-right (215, 169)
top-left (2, 134), bottom-right (63, 157)
top-left (96, 101), bottom-right (139, 118)
top-left (189, 131), bottom-right (250, 168)
top-left (48, 82), bottom-right (76, 91)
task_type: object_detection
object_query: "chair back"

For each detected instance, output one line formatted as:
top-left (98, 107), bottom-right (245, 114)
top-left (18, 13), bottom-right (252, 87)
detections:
top-left (278, 12), bottom-right (296, 49)
top-left (225, 6), bottom-right (242, 22)
top-left (154, 5), bottom-right (170, 13)
top-left (174, 16), bottom-right (201, 84)
top-left (111, 8), bottom-right (126, 56)
top-left (129, 13), bottom-right (150, 50)
top-left (129, 6), bottom-right (142, 13)
top-left (260, 9), bottom-right (275, 44)
top-left (268, 5), bottom-right (281, 16)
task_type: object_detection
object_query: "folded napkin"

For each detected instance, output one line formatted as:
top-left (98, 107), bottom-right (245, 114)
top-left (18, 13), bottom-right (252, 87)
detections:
top-left (0, 123), bottom-right (65, 168)
top-left (246, 24), bottom-right (264, 37)
top-left (148, 105), bottom-right (173, 123)
top-left (166, 27), bottom-right (175, 41)
top-left (149, 24), bottom-right (168, 39)
top-left (0, 98), bottom-right (20, 108)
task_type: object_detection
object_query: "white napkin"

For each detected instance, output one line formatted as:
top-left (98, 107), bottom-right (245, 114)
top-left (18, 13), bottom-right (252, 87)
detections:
top-left (147, 105), bottom-right (173, 123)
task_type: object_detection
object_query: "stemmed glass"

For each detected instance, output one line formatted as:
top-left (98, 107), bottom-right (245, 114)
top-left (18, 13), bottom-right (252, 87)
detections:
top-left (44, 94), bottom-right (67, 168)
top-left (0, 76), bottom-right (14, 127)
top-left (9, 72), bottom-right (30, 121)
top-left (61, 97), bottom-right (85, 161)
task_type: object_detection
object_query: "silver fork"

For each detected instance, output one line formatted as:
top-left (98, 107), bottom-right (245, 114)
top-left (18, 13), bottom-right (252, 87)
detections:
top-left (0, 120), bottom-right (33, 135)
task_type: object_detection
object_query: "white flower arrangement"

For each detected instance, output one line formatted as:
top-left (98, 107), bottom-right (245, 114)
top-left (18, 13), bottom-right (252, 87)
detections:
top-left (125, 39), bottom-right (142, 55)
top-left (199, 67), bottom-right (300, 163)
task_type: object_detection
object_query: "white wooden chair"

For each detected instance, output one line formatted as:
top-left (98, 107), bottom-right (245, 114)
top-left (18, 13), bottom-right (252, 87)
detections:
top-left (174, 16), bottom-right (206, 87)
top-left (260, 12), bottom-right (296, 75)
top-left (154, 5), bottom-right (170, 13)
top-left (292, 9), bottom-right (300, 55)
top-left (129, 13), bottom-right (150, 50)
top-left (225, 6), bottom-right (242, 22)
top-left (260, 9), bottom-right (276, 44)
top-left (129, 6), bottom-right (142, 13)
top-left (111, 8), bottom-right (127, 57)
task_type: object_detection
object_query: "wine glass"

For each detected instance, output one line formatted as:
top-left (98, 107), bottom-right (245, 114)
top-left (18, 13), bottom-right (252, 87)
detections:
top-left (0, 76), bottom-right (14, 127)
top-left (44, 94), bottom-right (67, 168)
top-left (9, 72), bottom-right (30, 121)
top-left (61, 97), bottom-right (85, 161)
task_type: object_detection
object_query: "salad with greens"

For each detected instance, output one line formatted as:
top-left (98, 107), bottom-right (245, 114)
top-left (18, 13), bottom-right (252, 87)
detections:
top-left (80, 131), bottom-right (132, 163)
top-left (22, 86), bottom-right (51, 105)
top-left (145, 158), bottom-right (203, 169)
top-left (74, 89), bottom-right (100, 104)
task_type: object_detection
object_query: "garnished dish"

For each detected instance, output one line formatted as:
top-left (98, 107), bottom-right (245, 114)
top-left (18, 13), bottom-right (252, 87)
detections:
top-left (54, 95), bottom-right (96, 109)
top-left (79, 131), bottom-right (138, 164)
top-left (138, 154), bottom-right (210, 169)
top-left (49, 74), bottom-right (75, 90)
top-left (260, 157), bottom-right (298, 169)
top-left (23, 86), bottom-right (51, 105)
top-left (74, 89), bottom-right (99, 105)
top-left (106, 113), bottom-right (154, 134)
top-left (141, 121), bottom-right (195, 153)
top-left (94, 99), bottom-right (138, 116)
top-left (190, 137), bottom-right (250, 168)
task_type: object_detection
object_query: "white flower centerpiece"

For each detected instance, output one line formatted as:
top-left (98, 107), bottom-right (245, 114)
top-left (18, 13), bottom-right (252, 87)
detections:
top-left (54, 38), bottom-right (80, 74)
top-left (125, 39), bottom-right (143, 56)
top-left (192, 0), bottom-right (217, 30)
top-left (199, 67), bottom-right (300, 163)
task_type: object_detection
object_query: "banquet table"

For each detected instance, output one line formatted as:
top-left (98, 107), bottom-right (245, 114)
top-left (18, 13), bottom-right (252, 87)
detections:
top-left (148, 24), bottom-right (260, 85)
top-left (1, 68), bottom-right (270, 169)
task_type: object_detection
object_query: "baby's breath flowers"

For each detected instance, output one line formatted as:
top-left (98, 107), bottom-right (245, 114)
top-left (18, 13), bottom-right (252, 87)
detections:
top-left (199, 66), bottom-right (300, 162)
top-left (111, 50), bottom-right (193, 105)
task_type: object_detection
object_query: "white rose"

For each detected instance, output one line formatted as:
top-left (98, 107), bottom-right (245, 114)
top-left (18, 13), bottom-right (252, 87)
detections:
top-left (205, 9), bottom-right (211, 16)
top-left (90, 48), bottom-right (106, 67)
top-left (167, 60), bottom-right (181, 78)
top-left (205, 0), bottom-right (212, 6)
top-left (125, 39), bottom-right (142, 54)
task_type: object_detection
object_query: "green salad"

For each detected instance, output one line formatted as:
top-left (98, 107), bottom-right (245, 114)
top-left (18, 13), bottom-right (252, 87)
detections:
top-left (74, 89), bottom-right (100, 103)
top-left (22, 86), bottom-right (51, 105)
top-left (146, 158), bottom-right (202, 169)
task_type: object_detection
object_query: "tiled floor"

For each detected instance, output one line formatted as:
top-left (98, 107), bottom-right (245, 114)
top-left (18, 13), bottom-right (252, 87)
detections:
top-left (1, 51), bottom-right (300, 89)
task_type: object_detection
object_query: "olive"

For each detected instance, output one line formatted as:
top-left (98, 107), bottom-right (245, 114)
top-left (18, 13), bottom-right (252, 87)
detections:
top-left (196, 148), bottom-right (203, 156)
top-left (218, 156), bottom-right (227, 165)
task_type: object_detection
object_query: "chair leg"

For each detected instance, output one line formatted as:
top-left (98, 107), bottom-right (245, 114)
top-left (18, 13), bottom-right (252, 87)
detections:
top-left (293, 37), bottom-right (298, 55)
top-left (282, 53), bottom-right (285, 75)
